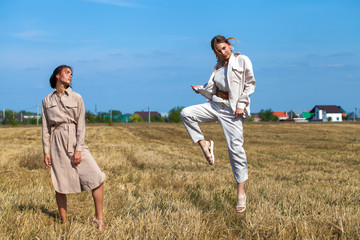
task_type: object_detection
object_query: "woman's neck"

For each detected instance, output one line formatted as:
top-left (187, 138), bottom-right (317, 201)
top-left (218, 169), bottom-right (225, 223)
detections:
top-left (222, 59), bottom-right (228, 67)
top-left (221, 54), bottom-right (231, 67)
top-left (55, 83), bottom-right (67, 97)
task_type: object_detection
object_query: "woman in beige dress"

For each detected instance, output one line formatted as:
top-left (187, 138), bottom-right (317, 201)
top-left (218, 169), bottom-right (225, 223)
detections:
top-left (42, 65), bottom-right (106, 230)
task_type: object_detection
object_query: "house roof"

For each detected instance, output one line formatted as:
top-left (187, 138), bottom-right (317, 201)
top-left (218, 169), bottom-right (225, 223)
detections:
top-left (338, 106), bottom-right (346, 113)
top-left (272, 111), bottom-right (289, 118)
top-left (302, 112), bottom-right (314, 119)
top-left (135, 111), bottom-right (161, 119)
top-left (310, 105), bottom-right (343, 114)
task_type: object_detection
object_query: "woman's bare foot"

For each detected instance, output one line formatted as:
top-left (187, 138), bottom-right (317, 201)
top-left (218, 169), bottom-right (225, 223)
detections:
top-left (92, 216), bottom-right (104, 231)
top-left (199, 140), bottom-right (215, 165)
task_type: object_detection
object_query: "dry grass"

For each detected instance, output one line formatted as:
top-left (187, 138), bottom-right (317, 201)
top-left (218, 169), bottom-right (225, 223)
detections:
top-left (0, 122), bottom-right (359, 239)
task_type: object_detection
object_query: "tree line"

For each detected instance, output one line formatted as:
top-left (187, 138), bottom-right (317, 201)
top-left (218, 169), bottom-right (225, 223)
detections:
top-left (1, 107), bottom-right (279, 126)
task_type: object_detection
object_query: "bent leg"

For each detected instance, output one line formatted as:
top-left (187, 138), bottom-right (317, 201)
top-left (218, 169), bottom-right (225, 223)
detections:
top-left (180, 103), bottom-right (217, 143)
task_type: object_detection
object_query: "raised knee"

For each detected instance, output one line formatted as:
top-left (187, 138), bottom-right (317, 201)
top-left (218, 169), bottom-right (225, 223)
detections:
top-left (180, 108), bottom-right (189, 119)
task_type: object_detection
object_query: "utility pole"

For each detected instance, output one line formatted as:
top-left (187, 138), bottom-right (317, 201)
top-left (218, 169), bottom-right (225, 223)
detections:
top-left (3, 107), bottom-right (5, 120)
top-left (95, 104), bottom-right (97, 114)
top-left (110, 109), bottom-right (112, 122)
top-left (148, 106), bottom-right (150, 123)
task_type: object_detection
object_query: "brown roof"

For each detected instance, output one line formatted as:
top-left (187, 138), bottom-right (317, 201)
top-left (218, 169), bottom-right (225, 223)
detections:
top-left (135, 111), bottom-right (161, 119)
top-left (310, 105), bottom-right (343, 114)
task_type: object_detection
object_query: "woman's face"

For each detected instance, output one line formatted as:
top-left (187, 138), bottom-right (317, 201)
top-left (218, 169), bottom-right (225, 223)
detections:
top-left (215, 42), bottom-right (232, 61)
top-left (56, 67), bottom-right (72, 87)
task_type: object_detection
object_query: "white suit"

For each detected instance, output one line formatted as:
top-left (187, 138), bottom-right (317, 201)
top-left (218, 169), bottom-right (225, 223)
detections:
top-left (181, 53), bottom-right (256, 183)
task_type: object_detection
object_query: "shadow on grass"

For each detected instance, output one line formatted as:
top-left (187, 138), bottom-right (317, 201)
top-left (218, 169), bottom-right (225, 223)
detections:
top-left (40, 206), bottom-right (58, 221)
top-left (17, 204), bottom-right (59, 221)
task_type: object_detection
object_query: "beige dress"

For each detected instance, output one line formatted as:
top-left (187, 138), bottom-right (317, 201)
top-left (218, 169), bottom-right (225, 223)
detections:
top-left (42, 87), bottom-right (105, 194)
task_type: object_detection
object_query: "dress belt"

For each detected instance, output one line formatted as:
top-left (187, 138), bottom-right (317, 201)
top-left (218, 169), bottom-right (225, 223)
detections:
top-left (216, 87), bottom-right (229, 100)
top-left (54, 122), bottom-right (76, 154)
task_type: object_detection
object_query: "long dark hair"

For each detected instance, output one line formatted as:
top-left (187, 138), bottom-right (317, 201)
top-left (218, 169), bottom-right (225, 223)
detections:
top-left (49, 65), bottom-right (72, 88)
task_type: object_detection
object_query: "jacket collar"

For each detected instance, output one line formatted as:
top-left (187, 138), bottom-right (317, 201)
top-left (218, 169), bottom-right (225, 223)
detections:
top-left (216, 52), bottom-right (241, 69)
top-left (51, 86), bottom-right (72, 96)
top-left (228, 52), bottom-right (241, 67)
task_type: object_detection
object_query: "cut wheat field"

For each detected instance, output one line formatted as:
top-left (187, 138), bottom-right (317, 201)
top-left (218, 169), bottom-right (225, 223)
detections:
top-left (0, 122), bottom-right (359, 239)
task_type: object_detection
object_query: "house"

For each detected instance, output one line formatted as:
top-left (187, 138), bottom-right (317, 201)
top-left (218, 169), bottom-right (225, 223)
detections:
top-left (287, 110), bottom-right (299, 119)
top-left (272, 111), bottom-right (289, 121)
top-left (301, 111), bottom-right (314, 120)
top-left (338, 106), bottom-right (347, 118)
top-left (135, 111), bottom-right (161, 120)
top-left (310, 105), bottom-right (343, 122)
top-left (120, 114), bottom-right (131, 123)
top-left (252, 114), bottom-right (261, 122)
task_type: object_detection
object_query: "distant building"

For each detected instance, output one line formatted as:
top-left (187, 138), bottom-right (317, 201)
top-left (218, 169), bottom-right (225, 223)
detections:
top-left (338, 106), bottom-right (347, 118)
top-left (135, 111), bottom-right (161, 120)
top-left (252, 114), bottom-right (261, 122)
top-left (120, 114), bottom-right (131, 123)
top-left (272, 111), bottom-right (289, 121)
top-left (287, 110), bottom-right (299, 119)
top-left (300, 111), bottom-right (314, 120)
top-left (310, 105), bottom-right (343, 122)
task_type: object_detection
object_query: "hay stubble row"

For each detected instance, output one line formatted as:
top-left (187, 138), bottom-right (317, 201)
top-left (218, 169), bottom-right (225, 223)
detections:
top-left (0, 122), bottom-right (359, 239)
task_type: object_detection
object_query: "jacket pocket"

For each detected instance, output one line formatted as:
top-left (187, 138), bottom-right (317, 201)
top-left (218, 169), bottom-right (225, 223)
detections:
top-left (231, 66), bottom-right (244, 84)
top-left (45, 102), bottom-right (57, 109)
top-left (64, 102), bottom-right (78, 109)
top-left (63, 101), bottom-right (78, 117)
top-left (44, 102), bottom-right (58, 117)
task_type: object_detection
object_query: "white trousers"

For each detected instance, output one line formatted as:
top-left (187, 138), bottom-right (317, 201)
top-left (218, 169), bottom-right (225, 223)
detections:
top-left (181, 101), bottom-right (248, 183)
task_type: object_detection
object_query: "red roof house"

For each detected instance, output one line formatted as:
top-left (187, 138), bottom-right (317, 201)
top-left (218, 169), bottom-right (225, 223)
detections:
top-left (272, 111), bottom-right (289, 120)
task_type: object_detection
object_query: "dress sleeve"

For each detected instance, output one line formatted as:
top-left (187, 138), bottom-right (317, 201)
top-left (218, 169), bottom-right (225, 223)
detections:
top-left (75, 96), bottom-right (86, 152)
top-left (237, 56), bottom-right (256, 109)
top-left (42, 99), bottom-right (51, 154)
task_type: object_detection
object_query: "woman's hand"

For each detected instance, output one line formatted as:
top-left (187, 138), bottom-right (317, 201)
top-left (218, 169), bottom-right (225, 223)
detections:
top-left (191, 85), bottom-right (202, 94)
top-left (44, 153), bottom-right (51, 167)
top-left (234, 108), bottom-right (245, 118)
top-left (72, 151), bottom-right (82, 166)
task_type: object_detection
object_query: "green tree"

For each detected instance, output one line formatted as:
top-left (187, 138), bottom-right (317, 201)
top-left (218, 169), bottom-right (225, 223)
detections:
top-left (130, 113), bottom-right (143, 122)
top-left (2, 109), bottom-right (18, 125)
top-left (112, 110), bottom-right (122, 116)
top-left (168, 106), bottom-right (184, 123)
top-left (259, 109), bottom-right (278, 122)
top-left (247, 116), bottom-right (255, 122)
top-left (85, 111), bottom-right (97, 123)
top-left (96, 112), bottom-right (107, 123)
top-left (150, 115), bottom-right (165, 122)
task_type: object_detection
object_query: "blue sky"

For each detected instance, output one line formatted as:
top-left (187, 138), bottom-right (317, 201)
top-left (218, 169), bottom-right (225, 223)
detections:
top-left (0, 0), bottom-right (359, 114)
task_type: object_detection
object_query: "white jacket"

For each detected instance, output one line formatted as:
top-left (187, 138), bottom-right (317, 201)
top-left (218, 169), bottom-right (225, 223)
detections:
top-left (199, 53), bottom-right (256, 119)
